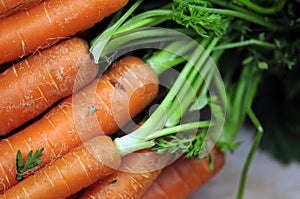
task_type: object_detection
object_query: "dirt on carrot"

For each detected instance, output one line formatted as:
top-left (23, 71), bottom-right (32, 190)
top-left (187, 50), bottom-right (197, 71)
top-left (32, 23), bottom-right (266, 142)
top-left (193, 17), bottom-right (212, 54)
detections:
top-left (0, 0), bottom-right (128, 65)
top-left (0, 37), bottom-right (98, 136)
top-left (0, 56), bottom-right (159, 193)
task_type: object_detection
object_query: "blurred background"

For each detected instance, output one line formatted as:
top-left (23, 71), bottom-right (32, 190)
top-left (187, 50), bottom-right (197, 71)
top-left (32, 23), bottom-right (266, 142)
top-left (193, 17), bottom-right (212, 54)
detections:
top-left (189, 126), bottom-right (300, 199)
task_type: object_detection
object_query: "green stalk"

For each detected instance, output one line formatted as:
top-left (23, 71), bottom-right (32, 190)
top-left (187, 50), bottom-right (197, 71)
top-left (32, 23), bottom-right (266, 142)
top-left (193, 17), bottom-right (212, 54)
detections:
top-left (211, 0), bottom-right (246, 12)
top-left (115, 121), bottom-right (211, 156)
top-left (213, 39), bottom-right (276, 51)
top-left (90, 0), bottom-right (144, 63)
top-left (190, 49), bottom-right (225, 111)
top-left (90, 0), bottom-right (279, 65)
top-left (114, 36), bottom-right (222, 156)
top-left (236, 0), bottom-right (286, 15)
top-left (101, 28), bottom-right (188, 62)
top-left (165, 41), bottom-right (215, 126)
top-left (138, 37), bottom-right (218, 135)
top-left (146, 39), bottom-right (197, 75)
top-left (115, 9), bottom-right (173, 34)
top-left (146, 121), bottom-right (211, 140)
top-left (203, 7), bottom-right (278, 30)
top-left (236, 108), bottom-right (263, 199)
top-left (217, 61), bottom-right (262, 150)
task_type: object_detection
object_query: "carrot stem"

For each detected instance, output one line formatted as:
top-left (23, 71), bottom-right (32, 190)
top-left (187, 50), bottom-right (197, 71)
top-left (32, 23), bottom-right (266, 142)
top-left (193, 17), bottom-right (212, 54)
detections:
top-left (218, 63), bottom-right (262, 148)
top-left (146, 39), bottom-right (196, 75)
top-left (213, 39), bottom-right (276, 51)
top-left (113, 35), bottom-right (223, 156)
top-left (236, 108), bottom-right (263, 199)
top-left (146, 121), bottom-right (211, 141)
top-left (100, 28), bottom-right (188, 64)
top-left (235, 0), bottom-right (285, 15)
top-left (165, 38), bottom-right (216, 126)
top-left (114, 121), bottom-right (211, 156)
top-left (90, 0), bottom-right (144, 63)
top-left (144, 36), bottom-right (219, 133)
top-left (114, 9), bottom-right (172, 34)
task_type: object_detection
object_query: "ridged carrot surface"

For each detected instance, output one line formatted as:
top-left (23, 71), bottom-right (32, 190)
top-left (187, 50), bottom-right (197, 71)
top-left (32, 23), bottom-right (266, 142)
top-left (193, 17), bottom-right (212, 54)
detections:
top-left (0, 56), bottom-right (159, 192)
top-left (0, 0), bottom-right (128, 64)
top-left (0, 136), bottom-right (121, 199)
top-left (0, 37), bottom-right (98, 136)
top-left (141, 147), bottom-right (225, 199)
top-left (0, 0), bottom-right (43, 19)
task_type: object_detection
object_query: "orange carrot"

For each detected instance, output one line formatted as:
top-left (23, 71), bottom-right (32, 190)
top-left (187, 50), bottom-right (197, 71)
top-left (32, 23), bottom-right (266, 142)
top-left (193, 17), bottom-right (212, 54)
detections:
top-left (0, 0), bottom-right (128, 64)
top-left (0, 135), bottom-right (121, 199)
top-left (0, 37), bottom-right (98, 136)
top-left (0, 56), bottom-right (159, 192)
top-left (80, 150), bottom-right (172, 199)
top-left (0, 0), bottom-right (44, 19)
top-left (141, 147), bottom-right (225, 199)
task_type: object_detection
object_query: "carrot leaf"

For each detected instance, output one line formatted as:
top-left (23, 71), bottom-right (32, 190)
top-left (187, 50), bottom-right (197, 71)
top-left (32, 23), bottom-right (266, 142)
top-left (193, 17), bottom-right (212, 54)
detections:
top-left (16, 150), bottom-right (23, 169)
top-left (16, 148), bottom-right (44, 181)
top-left (172, 0), bottom-right (225, 37)
top-left (152, 131), bottom-right (209, 160)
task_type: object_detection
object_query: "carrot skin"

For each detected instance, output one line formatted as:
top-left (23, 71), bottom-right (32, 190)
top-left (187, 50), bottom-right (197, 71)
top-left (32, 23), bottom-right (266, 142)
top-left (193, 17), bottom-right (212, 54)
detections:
top-left (0, 0), bottom-right (128, 64)
top-left (0, 136), bottom-right (121, 199)
top-left (0, 0), bottom-right (44, 19)
top-left (80, 150), bottom-right (171, 199)
top-left (0, 37), bottom-right (98, 136)
top-left (0, 56), bottom-right (159, 193)
top-left (141, 147), bottom-right (225, 199)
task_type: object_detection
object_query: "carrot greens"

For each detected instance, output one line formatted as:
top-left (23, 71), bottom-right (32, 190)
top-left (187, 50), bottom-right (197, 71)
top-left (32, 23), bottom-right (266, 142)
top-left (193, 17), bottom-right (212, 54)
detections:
top-left (86, 0), bottom-right (296, 198)
top-left (16, 148), bottom-right (44, 181)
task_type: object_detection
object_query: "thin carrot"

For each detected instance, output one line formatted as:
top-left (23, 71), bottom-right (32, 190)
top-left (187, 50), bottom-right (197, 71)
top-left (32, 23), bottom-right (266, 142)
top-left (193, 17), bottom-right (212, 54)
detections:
top-left (0, 0), bottom-right (128, 65)
top-left (0, 135), bottom-right (121, 199)
top-left (0, 0), bottom-right (43, 19)
top-left (80, 150), bottom-right (171, 199)
top-left (0, 37), bottom-right (98, 136)
top-left (141, 147), bottom-right (225, 199)
top-left (0, 56), bottom-right (159, 193)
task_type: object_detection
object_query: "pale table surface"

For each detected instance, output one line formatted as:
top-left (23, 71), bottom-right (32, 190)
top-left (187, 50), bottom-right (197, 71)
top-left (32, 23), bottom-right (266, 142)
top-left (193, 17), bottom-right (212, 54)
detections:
top-left (188, 127), bottom-right (300, 199)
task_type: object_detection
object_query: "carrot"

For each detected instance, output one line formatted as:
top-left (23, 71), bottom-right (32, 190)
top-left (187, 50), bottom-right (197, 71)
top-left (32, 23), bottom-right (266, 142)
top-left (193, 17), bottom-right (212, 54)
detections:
top-left (79, 145), bottom-right (223, 199)
top-left (80, 149), bottom-right (172, 199)
top-left (0, 37), bottom-right (98, 136)
top-left (0, 0), bottom-right (43, 19)
top-left (0, 56), bottom-right (159, 193)
top-left (0, 135), bottom-right (121, 199)
top-left (0, 0), bottom-right (128, 65)
top-left (141, 147), bottom-right (225, 199)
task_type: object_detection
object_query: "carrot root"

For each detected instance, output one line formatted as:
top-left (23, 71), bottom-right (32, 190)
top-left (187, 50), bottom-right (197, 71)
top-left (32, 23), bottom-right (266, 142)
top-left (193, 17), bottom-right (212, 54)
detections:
top-left (141, 147), bottom-right (225, 199)
top-left (0, 0), bottom-right (128, 64)
top-left (0, 136), bottom-right (121, 199)
top-left (0, 37), bottom-right (98, 136)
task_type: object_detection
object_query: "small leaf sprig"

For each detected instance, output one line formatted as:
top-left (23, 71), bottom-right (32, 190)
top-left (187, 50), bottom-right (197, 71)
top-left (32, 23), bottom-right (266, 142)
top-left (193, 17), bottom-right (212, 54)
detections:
top-left (152, 130), bottom-right (216, 170)
top-left (152, 131), bottom-right (208, 159)
top-left (16, 148), bottom-right (44, 181)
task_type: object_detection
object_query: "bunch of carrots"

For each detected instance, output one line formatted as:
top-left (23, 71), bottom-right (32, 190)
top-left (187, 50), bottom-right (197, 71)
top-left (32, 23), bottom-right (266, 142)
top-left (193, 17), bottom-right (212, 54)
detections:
top-left (0, 0), bottom-right (227, 198)
top-left (0, 0), bottom-right (287, 198)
